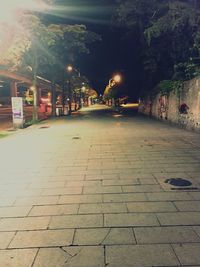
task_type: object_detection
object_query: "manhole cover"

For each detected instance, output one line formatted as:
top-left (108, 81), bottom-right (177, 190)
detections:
top-left (165, 178), bottom-right (192, 187)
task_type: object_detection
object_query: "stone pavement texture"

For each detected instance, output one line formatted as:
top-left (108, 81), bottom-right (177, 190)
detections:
top-left (0, 104), bottom-right (200, 267)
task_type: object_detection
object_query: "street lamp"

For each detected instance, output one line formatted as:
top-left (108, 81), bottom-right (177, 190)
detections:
top-left (105, 74), bottom-right (122, 107)
top-left (66, 65), bottom-right (82, 112)
top-left (81, 85), bottom-right (86, 108)
top-left (67, 65), bottom-right (81, 77)
top-left (109, 74), bottom-right (122, 87)
top-left (67, 65), bottom-right (73, 72)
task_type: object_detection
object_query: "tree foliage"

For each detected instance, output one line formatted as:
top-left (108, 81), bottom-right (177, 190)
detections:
top-left (115, 0), bottom-right (200, 96)
top-left (0, 1), bottom-right (101, 85)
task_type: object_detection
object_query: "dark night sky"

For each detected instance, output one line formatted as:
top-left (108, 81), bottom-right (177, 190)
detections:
top-left (48, 0), bottom-right (140, 98)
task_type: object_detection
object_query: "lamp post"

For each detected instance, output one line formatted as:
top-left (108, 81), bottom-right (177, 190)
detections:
top-left (109, 74), bottom-right (122, 87)
top-left (81, 85), bottom-right (86, 108)
top-left (67, 65), bottom-right (80, 77)
top-left (107, 74), bottom-right (122, 106)
top-left (67, 65), bottom-right (82, 112)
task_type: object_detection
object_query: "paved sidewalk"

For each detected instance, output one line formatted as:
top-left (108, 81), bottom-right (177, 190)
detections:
top-left (0, 105), bottom-right (200, 267)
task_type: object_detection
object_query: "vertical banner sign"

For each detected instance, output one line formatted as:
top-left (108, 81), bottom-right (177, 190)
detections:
top-left (11, 97), bottom-right (24, 128)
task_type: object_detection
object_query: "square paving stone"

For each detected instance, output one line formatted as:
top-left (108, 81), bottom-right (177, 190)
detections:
top-left (127, 201), bottom-right (177, 212)
top-left (0, 249), bottom-right (37, 267)
top-left (106, 244), bottom-right (179, 267)
top-left (41, 187), bottom-right (82, 196)
top-left (172, 243), bottom-right (200, 265)
top-left (0, 206), bottom-right (32, 217)
top-left (29, 204), bottom-right (79, 216)
top-left (79, 203), bottom-right (127, 214)
top-left (9, 229), bottom-right (74, 248)
top-left (138, 178), bottom-right (158, 184)
top-left (85, 174), bottom-right (119, 180)
top-left (0, 232), bottom-right (16, 249)
top-left (49, 214), bottom-right (103, 229)
top-left (146, 192), bottom-right (193, 201)
top-left (0, 216), bottom-right (50, 231)
top-left (62, 246), bottom-right (105, 267)
top-left (103, 193), bottom-right (147, 203)
top-left (32, 248), bottom-right (69, 267)
top-left (189, 192), bottom-right (200, 200)
top-left (104, 213), bottom-right (159, 227)
top-left (102, 179), bottom-right (139, 186)
top-left (122, 185), bottom-right (163, 193)
top-left (59, 194), bottom-right (103, 204)
top-left (66, 181), bottom-right (101, 187)
top-left (74, 228), bottom-right (135, 245)
top-left (83, 186), bottom-right (122, 194)
top-left (157, 212), bottom-right (200, 226)
top-left (14, 196), bottom-right (59, 206)
top-left (174, 201), bottom-right (200, 211)
top-left (134, 226), bottom-right (200, 244)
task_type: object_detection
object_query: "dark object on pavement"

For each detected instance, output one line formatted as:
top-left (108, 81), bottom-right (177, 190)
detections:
top-left (165, 178), bottom-right (192, 187)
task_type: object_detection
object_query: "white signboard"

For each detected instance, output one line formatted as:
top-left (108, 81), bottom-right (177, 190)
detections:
top-left (11, 97), bottom-right (24, 128)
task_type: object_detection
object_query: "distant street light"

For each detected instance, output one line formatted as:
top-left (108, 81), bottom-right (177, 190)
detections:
top-left (109, 74), bottom-right (122, 88)
top-left (66, 65), bottom-right (83, 112)
top-left (104, 73), bottom-right (122, 107)
top-left (113, 74), bottom-right (121, 83)
top-left (66, 65), bottom-right (81, 77)
top-left (67, 65), bottom-right (73, 72)
top-left (81, 86), bottom-right (86, 108)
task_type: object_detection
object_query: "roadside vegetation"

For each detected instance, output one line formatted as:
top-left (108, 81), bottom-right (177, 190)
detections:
top-left (114, 0), bottom-right (200, 97)
top-left (0, 0), bottom-right (101, 121)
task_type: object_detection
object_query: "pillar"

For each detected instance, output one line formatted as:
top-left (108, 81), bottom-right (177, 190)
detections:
top-left (10, 81), bottom-right (18, 97)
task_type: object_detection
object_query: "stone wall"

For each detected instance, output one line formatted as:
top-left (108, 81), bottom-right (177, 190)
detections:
top-left (138, 77), bottom-right (200, 132)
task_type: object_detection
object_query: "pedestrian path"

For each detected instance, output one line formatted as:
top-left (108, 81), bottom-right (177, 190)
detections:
top-left (0, 105), bottom-right (200, 266)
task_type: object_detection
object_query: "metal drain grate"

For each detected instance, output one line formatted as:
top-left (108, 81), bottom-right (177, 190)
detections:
top-left (72, 137), bottom-right (81, 140)
top-left (165, 178), bottom-right (192, 187)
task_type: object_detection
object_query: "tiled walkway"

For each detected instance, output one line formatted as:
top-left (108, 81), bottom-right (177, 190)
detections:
top-left (0, 105), bottom-right (200, 266)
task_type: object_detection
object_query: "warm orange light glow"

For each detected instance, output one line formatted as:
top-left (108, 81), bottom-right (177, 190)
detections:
top-left (113, 74), bottom-right (121, 83)
top-left (108, 74), bottom-right (122, 88)
top-left (67, 65), bottom-right (73, 72)
top-left (81, 86), bottom-right (86, 92)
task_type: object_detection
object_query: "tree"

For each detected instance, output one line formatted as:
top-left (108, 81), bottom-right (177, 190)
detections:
top-left (0, 1), bottom-right (101, 119)
top-left (114, 0), bottom-right (200, 96)
top-left (0, 1), bottom-right (57, 121)
top-left (42, 24), bottom-right (100, 114)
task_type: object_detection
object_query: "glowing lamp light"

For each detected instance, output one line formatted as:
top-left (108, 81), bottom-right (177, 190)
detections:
top-left (67, 65), bottom-right (73, 72)
top-left (81, 86), bottom-right (86, 92)
top-left (108, 74), bottom-right (122, 88)
top-left (30, 85), bottom-right (36, 91)
top-left (113, 74), bottom-right (121, 83)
